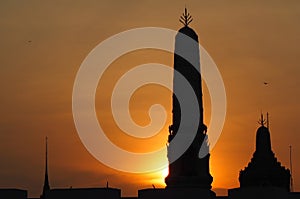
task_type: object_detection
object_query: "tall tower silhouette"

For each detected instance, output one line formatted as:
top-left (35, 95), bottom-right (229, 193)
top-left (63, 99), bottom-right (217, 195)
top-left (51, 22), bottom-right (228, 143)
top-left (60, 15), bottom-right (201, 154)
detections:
top-left (41, 137), bottom-right (50, 198)
top-left (165, 8), bottom-right (213, 189)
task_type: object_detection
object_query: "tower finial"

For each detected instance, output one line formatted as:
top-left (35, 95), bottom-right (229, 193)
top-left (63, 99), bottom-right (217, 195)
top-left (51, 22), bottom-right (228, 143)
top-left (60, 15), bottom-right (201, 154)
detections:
top-left (179, 7), bottom-right (193, 26)
top-left (258, 113), bottom-right (266, 126)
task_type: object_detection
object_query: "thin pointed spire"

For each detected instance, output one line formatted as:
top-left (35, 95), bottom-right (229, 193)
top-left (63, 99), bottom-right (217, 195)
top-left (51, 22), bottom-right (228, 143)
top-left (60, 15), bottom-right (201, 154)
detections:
top-left (179, 7), bottom-right (193, 27)
top-left (42, 137), bottom-right (50, 198)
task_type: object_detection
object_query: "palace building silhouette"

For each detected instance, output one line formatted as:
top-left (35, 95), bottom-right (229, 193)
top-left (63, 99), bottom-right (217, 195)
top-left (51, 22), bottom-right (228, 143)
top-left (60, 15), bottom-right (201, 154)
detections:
top-left (0, 8), bottom-right (299, 199)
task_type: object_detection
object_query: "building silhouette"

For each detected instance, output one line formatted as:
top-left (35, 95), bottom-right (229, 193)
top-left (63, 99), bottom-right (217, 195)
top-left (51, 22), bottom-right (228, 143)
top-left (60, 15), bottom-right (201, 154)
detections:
top-left (228, 114), bottom-right (296, 199)
top-left (239, 114), bottom-right (290, 191)
top-left (44, 188), bottom-right (121, 199)
top-left (0, 189), bottom-right (27, 199)
top-left (1, 8), bottom-right (300, 199)
top-left (165, 7), bottom-right (213, 190)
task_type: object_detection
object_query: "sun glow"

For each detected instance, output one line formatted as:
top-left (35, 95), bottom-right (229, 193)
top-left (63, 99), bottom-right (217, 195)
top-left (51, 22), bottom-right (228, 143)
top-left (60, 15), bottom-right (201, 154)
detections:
top-left (162, 167), bottom-right (169, 178)
top-left (146, 166), bottom-right (169, 187)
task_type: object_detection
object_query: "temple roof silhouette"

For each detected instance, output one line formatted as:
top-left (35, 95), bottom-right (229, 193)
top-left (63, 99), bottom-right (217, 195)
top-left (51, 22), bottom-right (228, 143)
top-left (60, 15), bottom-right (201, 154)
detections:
top-left (239, 114), bottom-right (291, 191)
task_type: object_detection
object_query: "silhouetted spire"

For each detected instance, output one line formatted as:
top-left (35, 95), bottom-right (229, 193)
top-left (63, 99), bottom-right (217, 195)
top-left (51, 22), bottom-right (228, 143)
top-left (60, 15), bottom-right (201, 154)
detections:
top-left (165, 9), bottom-right (213, 189)
top-left (41, 137), bottom-right (50, 198)
top-left (179, 7), bottom-right (193, 27)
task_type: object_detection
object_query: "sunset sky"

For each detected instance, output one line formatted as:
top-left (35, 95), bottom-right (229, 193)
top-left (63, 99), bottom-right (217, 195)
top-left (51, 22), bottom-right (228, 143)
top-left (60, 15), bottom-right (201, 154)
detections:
top-left (1, 0), bottom-right (300, 197)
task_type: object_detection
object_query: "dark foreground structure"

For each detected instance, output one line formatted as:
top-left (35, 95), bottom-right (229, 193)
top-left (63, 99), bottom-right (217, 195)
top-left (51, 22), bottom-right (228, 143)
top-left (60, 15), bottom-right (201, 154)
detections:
top-left (44, 188), bottom-right (121, 199)
top-left (0, 189), bottom-right (27, 199)
top-left (1, 8), bottom-right (299, 199)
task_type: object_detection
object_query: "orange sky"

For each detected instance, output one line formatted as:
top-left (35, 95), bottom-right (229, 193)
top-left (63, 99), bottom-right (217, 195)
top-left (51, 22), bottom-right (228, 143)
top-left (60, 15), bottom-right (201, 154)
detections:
top-left (0, 0), bottom-right (300, 197)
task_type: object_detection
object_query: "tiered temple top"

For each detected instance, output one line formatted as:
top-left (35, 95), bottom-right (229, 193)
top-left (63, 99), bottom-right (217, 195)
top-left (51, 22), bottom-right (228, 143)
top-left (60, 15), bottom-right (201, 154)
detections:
top-left (239, 118), bottom-right (291, 191)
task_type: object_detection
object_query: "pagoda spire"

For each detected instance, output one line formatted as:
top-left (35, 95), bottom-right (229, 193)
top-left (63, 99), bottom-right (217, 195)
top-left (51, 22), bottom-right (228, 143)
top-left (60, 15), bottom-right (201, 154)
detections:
top-left (41, 137), bottom-right (50, 198)
top-left (165, 9), bottom-right (213, 189)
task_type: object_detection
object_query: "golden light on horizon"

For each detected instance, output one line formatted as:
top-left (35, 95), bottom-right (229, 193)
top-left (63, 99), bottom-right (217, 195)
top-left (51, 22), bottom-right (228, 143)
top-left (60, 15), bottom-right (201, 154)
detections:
top-left (145, 166), bottom-right (169, 187)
